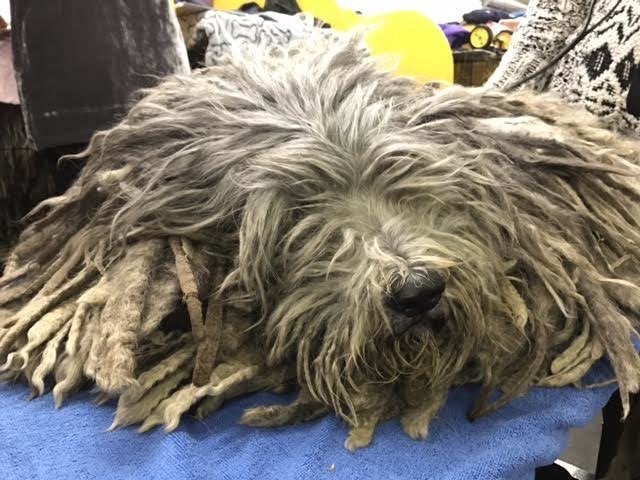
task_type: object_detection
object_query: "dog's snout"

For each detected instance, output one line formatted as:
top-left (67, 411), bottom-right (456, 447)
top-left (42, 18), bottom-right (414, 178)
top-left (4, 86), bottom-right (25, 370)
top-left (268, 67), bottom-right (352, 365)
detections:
top-left (389, 272), bottom-right (445, 316)
top-left (387, 273), bottom-right (445, 334)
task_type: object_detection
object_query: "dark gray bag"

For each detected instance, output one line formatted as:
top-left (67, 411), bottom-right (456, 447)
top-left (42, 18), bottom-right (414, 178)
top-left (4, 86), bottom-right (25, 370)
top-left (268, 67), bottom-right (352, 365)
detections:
top-left (10, 0), bottom-right (189, 149)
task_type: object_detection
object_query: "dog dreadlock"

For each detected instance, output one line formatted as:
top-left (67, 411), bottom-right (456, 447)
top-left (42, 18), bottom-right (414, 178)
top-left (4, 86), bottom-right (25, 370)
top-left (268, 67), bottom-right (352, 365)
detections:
top-left (0, 35), bottom-right (639, 450)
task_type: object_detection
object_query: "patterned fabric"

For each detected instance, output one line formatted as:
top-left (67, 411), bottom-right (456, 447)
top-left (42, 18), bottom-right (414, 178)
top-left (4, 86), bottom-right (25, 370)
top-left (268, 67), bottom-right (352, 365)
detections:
top-left (487, 0), bottom-right (640, 133)
top-left (193, 10), bottom-right (326, 67)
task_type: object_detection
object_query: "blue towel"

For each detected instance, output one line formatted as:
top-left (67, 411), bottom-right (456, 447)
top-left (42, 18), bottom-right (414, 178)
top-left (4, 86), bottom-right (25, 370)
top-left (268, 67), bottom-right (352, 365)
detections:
top-left (0, 360), bottom-right (618, 480)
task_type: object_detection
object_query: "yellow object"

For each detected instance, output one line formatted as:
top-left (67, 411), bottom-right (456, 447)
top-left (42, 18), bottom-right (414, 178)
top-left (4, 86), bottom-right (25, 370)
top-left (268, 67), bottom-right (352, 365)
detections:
top-left (297, 0), bottom-right (453, 84)
top-left (297, 0), bottom-right (358, 30)
top-left (214, 0), bottom-right (265, 9)
top-left (469, 25), bottom-right (493, 49)
top-left (362, 11), bottom-right (453, 83)
top-left (494, 30), bottom-right (512, 51)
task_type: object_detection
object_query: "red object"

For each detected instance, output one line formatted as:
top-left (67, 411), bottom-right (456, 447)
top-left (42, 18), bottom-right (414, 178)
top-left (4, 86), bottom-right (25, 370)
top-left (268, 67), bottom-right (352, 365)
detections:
top-left (499, 18), bottom-right (521, 32)
top-left (0, 35), bottom-right (19, 105)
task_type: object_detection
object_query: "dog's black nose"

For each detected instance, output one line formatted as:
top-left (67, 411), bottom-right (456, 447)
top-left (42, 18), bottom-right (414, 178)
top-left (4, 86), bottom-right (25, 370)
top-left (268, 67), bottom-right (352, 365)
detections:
top-left (389, 272), bottom-right (445, 316)
top-left (387, 273), bottom-right (445, 334)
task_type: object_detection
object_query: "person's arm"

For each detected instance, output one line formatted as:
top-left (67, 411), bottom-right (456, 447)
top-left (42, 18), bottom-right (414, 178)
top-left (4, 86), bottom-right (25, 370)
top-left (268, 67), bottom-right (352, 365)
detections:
top-left (486, 0), bottom-right (590, 89)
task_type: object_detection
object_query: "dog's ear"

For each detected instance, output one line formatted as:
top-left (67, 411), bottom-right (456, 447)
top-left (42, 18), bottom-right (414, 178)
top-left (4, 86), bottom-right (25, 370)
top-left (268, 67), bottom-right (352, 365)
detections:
top-left (407, 86), bottom-right (640, 172)
top-left (236, 188), bottom-right (292, 312)
top-left (473, 89), bottom-right (639, 164)
top-left (409, 86), bottom-right (564, 125)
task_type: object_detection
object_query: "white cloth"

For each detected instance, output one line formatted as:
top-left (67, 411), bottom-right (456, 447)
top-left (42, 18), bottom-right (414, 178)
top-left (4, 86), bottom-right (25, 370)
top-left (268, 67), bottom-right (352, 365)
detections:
top-left (195, 10), bottom-right (325, 66)
top-left (339, 0), bottom-right (483, 24)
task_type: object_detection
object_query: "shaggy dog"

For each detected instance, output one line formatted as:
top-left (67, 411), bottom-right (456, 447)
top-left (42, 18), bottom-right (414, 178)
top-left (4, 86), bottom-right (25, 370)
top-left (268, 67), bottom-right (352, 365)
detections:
top-left (0, 37), bottom-right (639, 450)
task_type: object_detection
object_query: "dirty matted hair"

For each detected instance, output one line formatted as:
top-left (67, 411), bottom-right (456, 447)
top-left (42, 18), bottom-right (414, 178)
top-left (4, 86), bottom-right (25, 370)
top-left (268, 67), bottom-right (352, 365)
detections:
top-left (1, 35), bottom-right (639, 450)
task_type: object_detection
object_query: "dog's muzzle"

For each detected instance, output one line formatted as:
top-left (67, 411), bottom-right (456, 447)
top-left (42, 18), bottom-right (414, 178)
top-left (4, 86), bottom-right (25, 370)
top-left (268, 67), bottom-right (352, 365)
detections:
top-left (387, 271), bottom-right (445, 335)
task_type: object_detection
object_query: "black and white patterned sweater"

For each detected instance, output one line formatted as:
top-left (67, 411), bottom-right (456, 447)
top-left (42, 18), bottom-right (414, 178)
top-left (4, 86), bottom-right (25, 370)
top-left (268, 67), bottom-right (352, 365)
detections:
top-left (487, 0), bottom-right (640, 134)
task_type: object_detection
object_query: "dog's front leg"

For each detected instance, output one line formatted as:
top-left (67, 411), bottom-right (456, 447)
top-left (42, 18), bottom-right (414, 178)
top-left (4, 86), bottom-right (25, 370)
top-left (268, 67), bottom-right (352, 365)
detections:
top-left (344, 409), bottom-right (385, 451)
top-left (343, 385), bottom-right (397, 451)
top-left (240, 387), bottom-right (328, 427)
top-left (400, 387), bottom-right (448, 440)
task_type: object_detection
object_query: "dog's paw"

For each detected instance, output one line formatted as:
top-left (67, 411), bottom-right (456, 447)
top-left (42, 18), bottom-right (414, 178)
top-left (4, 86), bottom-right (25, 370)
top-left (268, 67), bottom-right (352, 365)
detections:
top-left (401, 412), bottom-right (430, 440)
top-left (344, 426), bottom-right (374, 452)
top-left (240, 405), bottom-right (286, 427)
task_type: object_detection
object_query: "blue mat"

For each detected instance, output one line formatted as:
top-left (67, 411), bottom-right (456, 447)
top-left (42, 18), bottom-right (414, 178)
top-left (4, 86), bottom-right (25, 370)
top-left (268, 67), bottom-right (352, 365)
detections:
top-left (0, 362), bottom-right (617, 480)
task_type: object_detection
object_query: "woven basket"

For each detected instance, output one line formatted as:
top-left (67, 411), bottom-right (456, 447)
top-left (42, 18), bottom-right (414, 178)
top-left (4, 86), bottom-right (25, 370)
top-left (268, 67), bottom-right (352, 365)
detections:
top-left (454, 50), bottom-right (502, 87)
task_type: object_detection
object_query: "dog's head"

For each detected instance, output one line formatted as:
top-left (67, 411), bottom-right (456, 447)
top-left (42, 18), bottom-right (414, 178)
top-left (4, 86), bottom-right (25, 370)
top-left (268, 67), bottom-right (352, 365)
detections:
top-left (229, 93), bottom-right (539, 419)
top-left (199, 48), bottom-right (565, 420)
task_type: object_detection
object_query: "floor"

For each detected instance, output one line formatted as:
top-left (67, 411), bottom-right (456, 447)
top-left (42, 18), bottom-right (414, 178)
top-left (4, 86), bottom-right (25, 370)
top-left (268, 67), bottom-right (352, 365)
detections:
top-left (557, 414), bottom-right (603, 480)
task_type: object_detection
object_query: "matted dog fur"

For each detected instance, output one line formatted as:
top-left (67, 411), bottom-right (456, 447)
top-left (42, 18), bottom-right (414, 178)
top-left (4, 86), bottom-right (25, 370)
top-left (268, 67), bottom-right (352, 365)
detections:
top-left (1, 36), bottom-right (639, 450)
